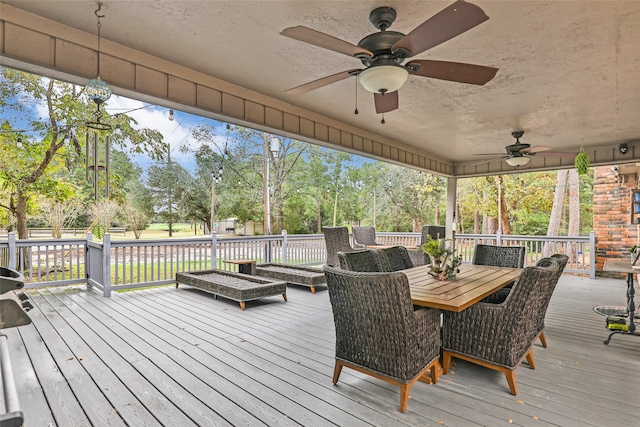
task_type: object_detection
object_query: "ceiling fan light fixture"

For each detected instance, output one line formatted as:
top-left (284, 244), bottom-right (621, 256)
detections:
top-left (358, 65), bottom-right (409, 94)
top-left (506, 155), bottom-right (530, 167)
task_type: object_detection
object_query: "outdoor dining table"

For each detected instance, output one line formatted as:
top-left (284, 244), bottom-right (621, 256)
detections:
top-left (400, 263), bottom-right (521, 384)
top-left (402, 264), bottom-right (522, 312)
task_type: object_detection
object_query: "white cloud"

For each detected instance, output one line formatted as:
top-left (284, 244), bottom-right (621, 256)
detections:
top-left (105, 95), bottom-right (203, 172)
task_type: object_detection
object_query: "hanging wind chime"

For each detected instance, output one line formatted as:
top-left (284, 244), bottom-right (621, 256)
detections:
top-left (85, 3), bottom-right (112, 200)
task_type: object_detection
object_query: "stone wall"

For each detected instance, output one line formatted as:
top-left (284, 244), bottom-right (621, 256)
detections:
top-left (593, 166), bottom-right (638, 277)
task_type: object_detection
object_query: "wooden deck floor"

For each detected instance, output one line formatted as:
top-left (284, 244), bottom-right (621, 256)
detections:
top-left (4, 274), bottom-right (640, 426)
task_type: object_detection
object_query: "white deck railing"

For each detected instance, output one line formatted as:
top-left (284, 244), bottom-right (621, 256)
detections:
top-left (0, 230), bottom-right (595, 296)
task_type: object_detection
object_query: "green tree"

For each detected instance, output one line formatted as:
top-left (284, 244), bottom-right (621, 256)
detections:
top-left (146, 154), bottom-right (191, 236)
top-left (0, 67), bottom-right (165, 238)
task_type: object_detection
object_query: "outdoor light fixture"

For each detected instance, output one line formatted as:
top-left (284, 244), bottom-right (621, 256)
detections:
top-left (505, 155), bottom-right (531, 167)
top-left (358, 65), bottom-right (409, 94)
top-left (168, 109), bottom-right (175, 121)
top-left (269, 136), bottom-right (280, 157)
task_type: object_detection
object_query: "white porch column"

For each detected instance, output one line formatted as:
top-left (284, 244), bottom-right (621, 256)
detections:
top-left (446, 177), bottom-right (457, 240)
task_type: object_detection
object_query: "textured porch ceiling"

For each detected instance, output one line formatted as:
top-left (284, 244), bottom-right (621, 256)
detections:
top-left (1, 1), bottom-right (639, 176)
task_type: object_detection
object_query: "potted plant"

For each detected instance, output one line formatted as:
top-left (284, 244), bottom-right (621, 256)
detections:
top-left (420, 236), bottom-right (462, 280)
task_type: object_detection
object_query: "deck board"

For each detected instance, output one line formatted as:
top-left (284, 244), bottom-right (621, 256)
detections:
top-left (8, 274), bottom-right (640, 426)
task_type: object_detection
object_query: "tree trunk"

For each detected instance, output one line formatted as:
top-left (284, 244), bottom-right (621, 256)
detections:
top-left (497, 175), bottom-right (511, 234)
top-left (16, 189), bottom-right (29, 240)
top-left (488, 217), bottom-right (499, 234)
top-left (15, 189), bottom-right (31, 270)
top-left (545, 170), bottom-right (568, 256)
top-left (332, 190), bottom-right (338, 226)
top-left (567, 169), bottom-right (580, 263)
top-left (474, 210), bottom-right (480, 234)
top-left (316, 198), bottom-right (322, 233)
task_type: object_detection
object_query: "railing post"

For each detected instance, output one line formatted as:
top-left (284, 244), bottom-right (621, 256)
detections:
top-left (496, 230), bottom-right (502, 246)
top-left (282, 230), bottom-right (288, 264)
top-left (210, 232), bottom-right (217, 269)
top-left (589, 230), bottom-right (596, 279)
top-left (8, 232), bottom-right (16, 270)
top-left (102, 233), bottom-right (111, 297)
top-left (85, 232), bottom-right (93, 289)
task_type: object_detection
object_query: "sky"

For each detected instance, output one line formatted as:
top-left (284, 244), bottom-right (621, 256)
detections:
top-left (5, 70), bottom-right (373, 175)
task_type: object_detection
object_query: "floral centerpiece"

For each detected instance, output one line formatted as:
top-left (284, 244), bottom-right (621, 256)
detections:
top-left (420, 236), bottom-right (462, 280)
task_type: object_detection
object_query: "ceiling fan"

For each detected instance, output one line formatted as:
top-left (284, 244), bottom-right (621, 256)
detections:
top-left (280, 1), bottom-right (498, 115)
top-left (475, 131), bottom-right (576, 167)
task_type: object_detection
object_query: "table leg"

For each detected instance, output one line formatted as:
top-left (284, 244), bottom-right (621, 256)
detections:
top-left (626, 272), bottom-right (636, 334)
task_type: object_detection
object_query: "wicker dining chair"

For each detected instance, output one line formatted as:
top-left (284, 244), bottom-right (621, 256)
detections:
top-left (474, 244), bottom-right (526, 303)
top-left (338, 250), bottom-right (386, 272)
top-left (351, 226), bottom-right (380, 248)
top-left (531, 254), bottom-right (569, 348)
top-left (441, 262), bottom-right (559, 396)
top-left (323, 226), bottom-right (363, 268)
top-left (473, 244), bottom-right (526, 268)
top-left (407, 225), bottom-right (446, 266)
top-left (378, 246), bottom-right (414, 271)
top-left (323, 266), bottom-right (441, 412)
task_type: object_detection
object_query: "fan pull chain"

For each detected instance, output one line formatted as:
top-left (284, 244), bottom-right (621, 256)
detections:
top-left (381, 113), bottom-right (385, 124)
top-left (354, 78), bottom-right (359, 115)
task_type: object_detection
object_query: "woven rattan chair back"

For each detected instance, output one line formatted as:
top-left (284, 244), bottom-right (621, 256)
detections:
top-left (407, 225), bottom-right (446, 266)
top-left (323, 266), bottom-right (441, 412)
top-left (323, 226), bottom-right (358, 267)
top-left (531, 254), bottom-right (569, 347)
top-left (472, 244), bottom-right (526, 268)
top-left (378, 246), bottom-right (414, 271)
top-left (352, 226), bottom-right (379, 248)
top-left (441, 262), bottom-right (558, 395)
top-left (338, 250), bottom-right (385, 272)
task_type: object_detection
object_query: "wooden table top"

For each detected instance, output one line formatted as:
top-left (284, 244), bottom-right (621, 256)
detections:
top-left (365, 244), bottom-right (419, 250)
top-left (603, 259), bottom-right (640, 274)
top-left (223, 259), bottom-right (256, 265)
top-left (403, 264), bottom-right (521, 312)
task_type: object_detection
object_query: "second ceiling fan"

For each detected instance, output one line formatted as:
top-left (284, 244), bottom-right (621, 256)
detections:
top-left (280, 0), bottom-right (499, 115)
top-left (475, 131), bottom-right (577, 167)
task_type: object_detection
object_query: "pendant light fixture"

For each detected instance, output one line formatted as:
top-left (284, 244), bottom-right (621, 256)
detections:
top-left (85, 3), bottom-right (112, 131)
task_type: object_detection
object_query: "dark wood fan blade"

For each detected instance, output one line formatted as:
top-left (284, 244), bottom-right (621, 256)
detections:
top-left (374, 91), bottom-right (399, 114)
top-left (409, 60), bottom-right (498, 85)
top-left (285, 69), bottom-right (361, 95)
top-left (522, 145), bottom-right (550, 153)
top-left (281, 26), bottom-right (373, 58)
top-left (538, 151), bottom-right (577, 158)
top-left (471, 156), bottom-right (505, 166)
top-left (391, 1), bottom-right (489, 57)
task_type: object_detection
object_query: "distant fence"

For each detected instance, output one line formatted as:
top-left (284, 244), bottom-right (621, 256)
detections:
top-left (0, 227), bottom-right (128, 238)
top-left (0, 230), bottom-right (595, 296)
